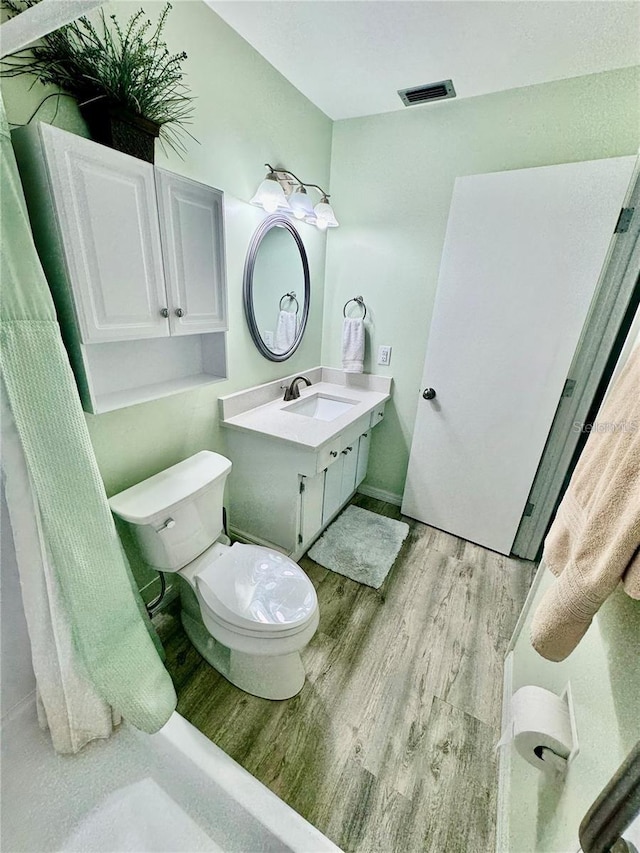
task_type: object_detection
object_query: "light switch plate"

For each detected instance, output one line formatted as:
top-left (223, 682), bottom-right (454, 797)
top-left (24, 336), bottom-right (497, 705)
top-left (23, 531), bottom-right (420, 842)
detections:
top-left (377, 345), bottom-right (392, 366)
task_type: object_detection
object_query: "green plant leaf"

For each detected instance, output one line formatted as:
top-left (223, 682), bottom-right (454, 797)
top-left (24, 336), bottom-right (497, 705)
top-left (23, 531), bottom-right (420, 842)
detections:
top-left (1, 0), bottom-right (195, 152)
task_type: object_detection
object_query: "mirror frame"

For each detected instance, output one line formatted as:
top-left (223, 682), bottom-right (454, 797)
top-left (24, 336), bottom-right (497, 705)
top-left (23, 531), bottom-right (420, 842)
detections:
top-left (243, 214), bottom-right (311, 362)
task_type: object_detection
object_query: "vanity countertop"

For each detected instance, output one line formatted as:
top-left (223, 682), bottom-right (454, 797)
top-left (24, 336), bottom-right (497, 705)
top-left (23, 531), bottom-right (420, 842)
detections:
top-left (221, 379), bottom-right (390, 451)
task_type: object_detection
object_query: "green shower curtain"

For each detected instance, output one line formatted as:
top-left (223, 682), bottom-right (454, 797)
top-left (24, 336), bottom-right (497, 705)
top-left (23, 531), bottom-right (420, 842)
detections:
top-left (0, 96), bottom-right (176, 734)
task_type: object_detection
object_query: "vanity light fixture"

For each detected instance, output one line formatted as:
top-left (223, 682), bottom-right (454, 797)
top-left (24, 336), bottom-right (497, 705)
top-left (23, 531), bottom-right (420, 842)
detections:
top-left (251, 164), bottom-right (339, 229)
top-left (288, 185), bottom-right (317, 222)
top-left (249, 167), bottom-right (291, 214)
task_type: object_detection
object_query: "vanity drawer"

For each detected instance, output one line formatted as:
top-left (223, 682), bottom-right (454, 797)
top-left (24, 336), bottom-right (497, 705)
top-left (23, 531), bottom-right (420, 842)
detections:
top-left (341, 416), bottom-right (370, 450)
top-left (316, 438), bottom-right (342, 473)
top-left (370, 405), bottom-right (385, 428)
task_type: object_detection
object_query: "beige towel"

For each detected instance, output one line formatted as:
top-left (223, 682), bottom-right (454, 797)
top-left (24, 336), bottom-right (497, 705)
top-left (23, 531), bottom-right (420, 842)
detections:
top-left (530, 345), bottom-right (640, 661)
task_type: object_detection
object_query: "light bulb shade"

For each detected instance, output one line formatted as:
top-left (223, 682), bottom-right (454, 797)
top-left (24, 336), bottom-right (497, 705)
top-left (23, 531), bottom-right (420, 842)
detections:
top-left (250, 174), bottom-right (291, 213)
top-left (314, 199), bottom-right (339, 228)
top-left (289, 188), bottom-right (317, 221)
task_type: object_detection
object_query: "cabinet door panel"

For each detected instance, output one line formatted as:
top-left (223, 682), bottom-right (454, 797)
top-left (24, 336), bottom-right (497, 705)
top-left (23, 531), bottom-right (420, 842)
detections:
top-left (42, 125), bottom-right (168, 343)
top-left (322, 458), bottom-right (344, 525)
top-left (299, 472), bottom-right (325, 548)
top-left (340, 445), bottom-right (358, 504)
top-left (356, 431), bottom-right (371, 487)
top-left (156, 170), bottom-right (228, 335)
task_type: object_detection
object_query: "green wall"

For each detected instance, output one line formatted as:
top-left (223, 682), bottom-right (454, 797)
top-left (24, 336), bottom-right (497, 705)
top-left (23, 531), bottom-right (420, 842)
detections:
top-left (323, 66), bottom-right (640, 500)
top-left (3, 3), bottom-right (639, 574)
top-left (1, 0), bottom-right (332, 495)
top-left (1, 1), bottom-right (332, 598)
top-left (505, 569), bottom-right (640, 850)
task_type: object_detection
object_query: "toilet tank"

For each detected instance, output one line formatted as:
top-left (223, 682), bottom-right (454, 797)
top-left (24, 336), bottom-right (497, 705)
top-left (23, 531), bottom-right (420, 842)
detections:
top-left (109, 451), bottom-right (232, 571)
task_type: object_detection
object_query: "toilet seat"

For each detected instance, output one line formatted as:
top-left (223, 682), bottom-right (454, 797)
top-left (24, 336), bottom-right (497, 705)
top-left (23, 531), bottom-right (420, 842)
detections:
top-left (194, 543), bottom-right (317, 636)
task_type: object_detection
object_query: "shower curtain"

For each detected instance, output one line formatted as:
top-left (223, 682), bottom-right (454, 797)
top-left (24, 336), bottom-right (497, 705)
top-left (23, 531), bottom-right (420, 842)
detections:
top-left (0, 96), bottom-right (176, 751)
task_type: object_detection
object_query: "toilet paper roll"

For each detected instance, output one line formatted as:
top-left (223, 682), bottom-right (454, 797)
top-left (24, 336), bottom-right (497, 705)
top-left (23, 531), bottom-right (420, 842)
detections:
top-left (500, 685), bottom-right (574, 773)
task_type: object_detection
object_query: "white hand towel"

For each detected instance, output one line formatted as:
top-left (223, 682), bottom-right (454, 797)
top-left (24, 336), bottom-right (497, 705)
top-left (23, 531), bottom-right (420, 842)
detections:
top-left (342, 317), bottom-right (365, 373)
top-left (274, 310), bottom-right (296, 353)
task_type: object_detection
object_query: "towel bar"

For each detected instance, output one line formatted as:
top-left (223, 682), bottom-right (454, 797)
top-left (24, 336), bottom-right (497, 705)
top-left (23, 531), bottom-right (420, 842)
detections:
top-left (279, 292), bottom-right (299, 314)
top-left (343, 295), bottom-right (367, 319)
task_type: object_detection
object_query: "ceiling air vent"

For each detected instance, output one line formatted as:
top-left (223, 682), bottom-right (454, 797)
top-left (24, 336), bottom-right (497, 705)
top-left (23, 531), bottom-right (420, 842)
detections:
top-left (398, 80), bottom-right (456, 106)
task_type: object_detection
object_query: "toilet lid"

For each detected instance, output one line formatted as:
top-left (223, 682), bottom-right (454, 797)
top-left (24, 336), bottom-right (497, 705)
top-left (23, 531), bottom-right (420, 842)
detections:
top-left (195, 543), bottom-right (317, 634)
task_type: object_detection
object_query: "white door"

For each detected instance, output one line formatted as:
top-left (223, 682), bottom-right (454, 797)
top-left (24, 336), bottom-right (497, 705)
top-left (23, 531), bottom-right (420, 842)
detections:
top-left (402, 156), bottom-right (637, 555)
top-left (42, 124), bottom-right (169, 343)
top-left (155, 170), bottom-right (228, 336)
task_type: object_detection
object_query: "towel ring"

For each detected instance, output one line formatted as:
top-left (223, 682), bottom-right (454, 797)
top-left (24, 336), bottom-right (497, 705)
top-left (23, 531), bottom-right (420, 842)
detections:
top-left (279, 292), bottom-right (299, 314)
top-left (343, 295), bottom-right (367, 320)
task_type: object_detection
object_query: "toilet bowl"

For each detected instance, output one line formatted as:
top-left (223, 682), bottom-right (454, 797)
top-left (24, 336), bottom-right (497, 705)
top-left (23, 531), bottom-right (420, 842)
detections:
top-left (181, 540), bottom-right (319, 699)
top-left (109, 451), bottom-right (319, 700)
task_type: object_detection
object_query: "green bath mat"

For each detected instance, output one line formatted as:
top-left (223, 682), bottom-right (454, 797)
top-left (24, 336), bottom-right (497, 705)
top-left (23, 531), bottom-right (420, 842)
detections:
top-left (308, 505), bottom-right (409, 589)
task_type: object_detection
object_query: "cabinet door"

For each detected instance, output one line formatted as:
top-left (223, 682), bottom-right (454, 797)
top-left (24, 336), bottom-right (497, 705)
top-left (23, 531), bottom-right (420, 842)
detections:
top-left (42, 124), bottom-right (169, 343)
top-left (356, 431), bottom-right (371, 487)
top-left (322, 458), bottom-right (344, 525)
top-left (155, 169), bottom-right (228, 335)
top-left (340, 444), bottom-right (358, 504)
top-left (299, 472), bottom-right (325, 548)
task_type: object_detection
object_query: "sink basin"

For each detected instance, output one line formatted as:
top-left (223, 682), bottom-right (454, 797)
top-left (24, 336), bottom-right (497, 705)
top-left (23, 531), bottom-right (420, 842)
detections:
top-left (284, 393), bottom-right (358, 422)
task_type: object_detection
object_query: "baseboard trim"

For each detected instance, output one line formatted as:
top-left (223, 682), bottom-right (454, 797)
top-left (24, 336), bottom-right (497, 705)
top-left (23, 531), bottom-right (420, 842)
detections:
top-left (357, 485), bottom-right (403, 506)
top-left (495, 650), bottom-right (513, 853)
top-left (2, 689), bottom-right (36, 726)
top-left (228, 525), bottom-right (289, 555)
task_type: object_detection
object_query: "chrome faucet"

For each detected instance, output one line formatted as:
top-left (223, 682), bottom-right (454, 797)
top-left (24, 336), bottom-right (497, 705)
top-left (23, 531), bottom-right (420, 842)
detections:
top-left (283, 375), bottom-right (312, 401)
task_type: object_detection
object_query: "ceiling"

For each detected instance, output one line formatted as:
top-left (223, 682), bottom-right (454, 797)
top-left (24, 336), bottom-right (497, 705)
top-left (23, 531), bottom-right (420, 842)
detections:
top-left (206, 1), bottom-right (640, 120)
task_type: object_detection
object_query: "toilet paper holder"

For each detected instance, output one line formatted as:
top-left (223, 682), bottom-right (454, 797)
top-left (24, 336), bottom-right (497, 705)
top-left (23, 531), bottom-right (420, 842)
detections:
top-left (535, 745), bottom-right (571, 774)
top-left (498, 681), bottom-right (580, 776)
top-left (530, 683), bottom-right (580, 773)
top-left (556, 682), bottom-right (580, 767)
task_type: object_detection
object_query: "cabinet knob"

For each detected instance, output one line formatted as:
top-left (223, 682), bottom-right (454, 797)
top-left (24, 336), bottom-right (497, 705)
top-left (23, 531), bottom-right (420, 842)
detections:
top-left (377, 411), bottom-right (384, 417)
top-left (160, 307), bottom-right (169, 318)
top-left (361, 433), bottom-right (368, 438)
top-left (175, 308), bottom-right (185, 318)
top-left (422, 388), bottom-right (436, 400)
top-left (330, 451), bottom-right (338, 458)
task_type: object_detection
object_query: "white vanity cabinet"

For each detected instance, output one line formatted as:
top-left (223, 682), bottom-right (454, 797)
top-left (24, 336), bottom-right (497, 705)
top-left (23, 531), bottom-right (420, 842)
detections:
top-left (320, 434), bottom-right (363, 525)
top-left (224, 409), bottom-right (384, 560)
top-left (11, 122), bottom-right (228, 413)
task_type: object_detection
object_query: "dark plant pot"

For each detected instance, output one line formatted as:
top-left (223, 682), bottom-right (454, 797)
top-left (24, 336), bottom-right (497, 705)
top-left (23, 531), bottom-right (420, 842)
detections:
top-left (80, 101), bottom-right (161, 163)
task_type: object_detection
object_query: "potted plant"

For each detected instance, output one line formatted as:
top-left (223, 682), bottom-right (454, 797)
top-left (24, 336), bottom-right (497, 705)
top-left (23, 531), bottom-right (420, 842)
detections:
top-left (1, 1), bottom-right (194, 162)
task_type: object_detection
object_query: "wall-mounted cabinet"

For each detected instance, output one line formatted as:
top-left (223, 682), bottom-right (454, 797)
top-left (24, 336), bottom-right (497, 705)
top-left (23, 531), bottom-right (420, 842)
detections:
top-left (155, 169), bottom-right (227, 336)
top-left (12, 122), bottom-right (228, 413)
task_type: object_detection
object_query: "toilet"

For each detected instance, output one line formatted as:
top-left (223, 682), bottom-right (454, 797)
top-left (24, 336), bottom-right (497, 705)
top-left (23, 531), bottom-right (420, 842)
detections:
top-left (109, 451), bottom-right (319, 700)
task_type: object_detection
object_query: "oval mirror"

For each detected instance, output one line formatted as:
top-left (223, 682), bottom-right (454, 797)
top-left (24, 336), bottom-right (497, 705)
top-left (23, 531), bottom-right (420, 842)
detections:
top-left (243, 214), bottom-right (310, 361)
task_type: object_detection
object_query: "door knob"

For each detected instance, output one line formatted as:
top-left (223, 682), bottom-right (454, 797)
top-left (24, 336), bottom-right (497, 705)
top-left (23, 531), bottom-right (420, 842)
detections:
top-left (423, 388), bottom-right (436, 400)
top-left (175, 308), bottom-right (185, 318)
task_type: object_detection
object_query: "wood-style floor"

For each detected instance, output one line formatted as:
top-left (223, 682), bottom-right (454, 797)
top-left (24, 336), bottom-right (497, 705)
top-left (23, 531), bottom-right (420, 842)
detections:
top-left (155, 495), bottom-right (536, 853)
